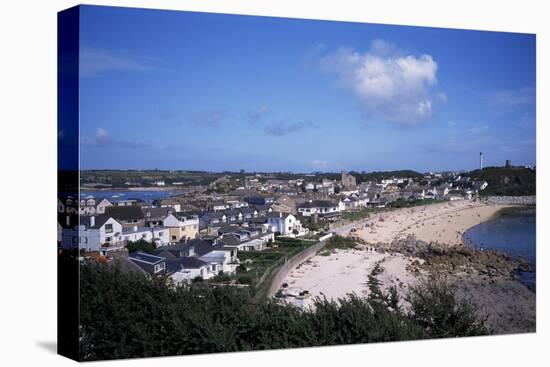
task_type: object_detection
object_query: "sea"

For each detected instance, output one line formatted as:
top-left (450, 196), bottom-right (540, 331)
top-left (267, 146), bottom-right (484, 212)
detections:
top-left (79, 190), bottom-right (183, 204)
top-left (463, 208), bottom-right (536, 291)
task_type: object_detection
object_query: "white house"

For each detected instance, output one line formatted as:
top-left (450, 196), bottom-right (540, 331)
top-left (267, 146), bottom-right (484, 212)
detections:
top-left (122, 226), bottom-right (170, 247)
top-left (199, 249), bottom-right (238, 275)
top-left (267, 212), bottom-right (306, 237)
top-left (297, 200), bottom-right (341, 216)
top-left (61, 215), bottom-right (124, 253)
top-left (167, 257), bottom-right (219, 284)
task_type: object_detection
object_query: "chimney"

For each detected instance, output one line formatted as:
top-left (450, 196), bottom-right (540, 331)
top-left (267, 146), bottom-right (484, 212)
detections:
top-left (90, 216), bottom-right (95, 227)
top-left (279, 212), bottom-right (282, 218)
top-left (133, 225), bottom-right (138, 232)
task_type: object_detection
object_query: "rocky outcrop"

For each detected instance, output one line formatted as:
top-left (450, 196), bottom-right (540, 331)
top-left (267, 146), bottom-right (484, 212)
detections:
top-left (369, 235), bottom-right (532, 279)
top-left (483, 196), bottom-right (536, 205)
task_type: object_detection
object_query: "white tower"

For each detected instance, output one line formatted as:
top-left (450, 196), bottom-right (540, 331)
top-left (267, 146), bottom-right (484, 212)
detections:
top-left (479, 152), bottom-right (483, 170)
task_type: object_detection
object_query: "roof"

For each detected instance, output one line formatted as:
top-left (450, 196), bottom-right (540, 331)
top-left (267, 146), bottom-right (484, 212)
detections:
top-left (152, 239), bottom-right (215, 257)
top-left (105, 205), bottom-right (145, 221)
top-left (240, 207), bottom-right (258, 214)
top-left (297, 200), bottom-right (338, 209)
top-left (79, 214), bottom-right (113, 229)
top-left (218, 225), bottom-right (242, 234)
top-left (142, 207), bottom-right (173, 219)
top-left (224, 209), bottom-right (243, 216)
top-left (129, 251), bottom-right (165, 265)
top-left (219, 233), bottom-right (241, 245)
top-left (108, 256), bottom-right (148, 276)
top-left (267, 211), bottom-right (293, 219)
top-left (165, 257), bottom-right (208, 272)
top-left (254, 205), bottom-right (272, 212)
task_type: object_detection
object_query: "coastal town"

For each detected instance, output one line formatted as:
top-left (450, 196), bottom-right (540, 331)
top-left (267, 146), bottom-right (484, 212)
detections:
top-left (58, 161), bottom-right (536, 331)
top-left (58, 169), bottom-right (491, 276)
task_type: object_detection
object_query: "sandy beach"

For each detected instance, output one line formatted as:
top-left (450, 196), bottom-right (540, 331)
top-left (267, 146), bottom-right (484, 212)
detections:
top-left (277, 199), bottom-right (535, 333)
top-left (281, 247), bottom-right (424, 309)
top-left (353, 200), bottom-right (510, 245)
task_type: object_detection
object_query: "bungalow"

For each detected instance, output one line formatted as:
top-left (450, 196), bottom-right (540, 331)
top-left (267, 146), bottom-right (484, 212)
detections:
top-left (153, 239), bottom-right (239, 282)
top-left (128, 251), bottom-right (166, 275)
top-left (167, 257), bottom-right (218, 284)
top-left (163, 212), bottom-right (200, 242)
top-left (218, 225), bottom-right (275, 251)
top-left (297, 200), bottom-right (341, 217)
top-left (342, 195), bottom-right (369, 210)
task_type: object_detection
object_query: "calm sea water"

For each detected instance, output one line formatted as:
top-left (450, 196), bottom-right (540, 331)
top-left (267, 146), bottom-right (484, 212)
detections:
top-left (463, 209), bottom-right (536, 291)
top-left (80, 190), bottom-right (182, 203)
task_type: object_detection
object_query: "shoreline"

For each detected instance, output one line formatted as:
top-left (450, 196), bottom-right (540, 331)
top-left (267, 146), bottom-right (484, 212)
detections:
top-left (277, 199), bottom-right (536, 334)
top-left (80, 187), bottom-right (187, 192)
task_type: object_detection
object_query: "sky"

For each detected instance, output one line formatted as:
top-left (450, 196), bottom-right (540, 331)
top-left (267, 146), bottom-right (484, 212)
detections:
top-left (76, 5), bottom-right (536, 173)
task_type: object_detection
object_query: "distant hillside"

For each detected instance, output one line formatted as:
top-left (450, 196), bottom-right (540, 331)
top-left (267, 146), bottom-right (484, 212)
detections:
top-left (350, 170), bottom-right (424, 183)
top-left (465, 167), bottom-right (536, 196)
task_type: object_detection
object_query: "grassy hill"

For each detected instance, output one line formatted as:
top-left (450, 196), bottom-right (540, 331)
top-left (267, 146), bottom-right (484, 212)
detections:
top-left (350, 170), bottom-right (424, 183)
top-left (466, 167), bottom-right (536, 196)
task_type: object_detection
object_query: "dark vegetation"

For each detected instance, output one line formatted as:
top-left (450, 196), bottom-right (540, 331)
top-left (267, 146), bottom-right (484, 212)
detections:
top-left (79, 262), bottom-right (489, 361)
top-left (349, 170), bottom-right (424, 183)
top-left (319, 235), bottom-right (358, 256)
top-left (387, 198), bottom-right (441, 208)
top-left (465, 167), bottom-right (535, 196)
top-left (235, 237), bottom-right (312, 297)
top-left (80, 169), bottom-right (425, 188)
top-left (125, 239), bottom-right (156, 254)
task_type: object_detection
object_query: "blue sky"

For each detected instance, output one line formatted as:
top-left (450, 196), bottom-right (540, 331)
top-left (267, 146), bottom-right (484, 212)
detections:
top-left (77, 5), bottom-right (536, 172)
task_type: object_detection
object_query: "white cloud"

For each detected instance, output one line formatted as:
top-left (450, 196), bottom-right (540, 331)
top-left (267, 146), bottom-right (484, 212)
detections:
top-left (264, 120), bottom-right (318, 136)
top-left (80, 46), bottom-right (153, 77)
top-left (320, 40), bottom-right (440, 124)
top-left (311, 160), bottom-right (329, 169)
top-left (468, 124), bottom-right (489, 135)
top-left (437, 92), bottom-right (448, 103)
top-left (192, 110), bottom-right (226, 126)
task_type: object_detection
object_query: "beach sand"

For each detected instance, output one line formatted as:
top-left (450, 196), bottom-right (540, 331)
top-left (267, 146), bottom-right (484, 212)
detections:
top-left (276, 199), bottom-right (535, 333)
top-left (281, 248), bottom-right (423, 309)
top-left (354, 200), bottom-right (510, 245)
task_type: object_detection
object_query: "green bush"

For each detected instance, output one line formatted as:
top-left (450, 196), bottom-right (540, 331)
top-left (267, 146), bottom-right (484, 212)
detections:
top-left (406, 278), bottom-right (489, 338)
top-left (79, 263), bottom-right (489, 360)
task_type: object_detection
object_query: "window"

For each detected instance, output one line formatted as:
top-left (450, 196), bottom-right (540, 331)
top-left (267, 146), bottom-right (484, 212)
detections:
top-left (105, 223), bottom-right (113, 234)
top-left (106, 236), bottom-right (112, 242)
top-left (141, 234), bottom-right (147, 239)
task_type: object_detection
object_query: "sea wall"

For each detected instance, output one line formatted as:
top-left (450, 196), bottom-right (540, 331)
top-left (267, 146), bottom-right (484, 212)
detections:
top-left (482, 196), bottom-right (536, 205)
top-left (267, 235), bottom-right (332, 298)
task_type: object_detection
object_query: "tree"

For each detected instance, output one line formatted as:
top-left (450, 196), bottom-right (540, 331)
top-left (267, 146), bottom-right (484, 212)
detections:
top-left (79, 262), bottom-right (490, 361)
top-left (126, 239), bottom-right (155, 254)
